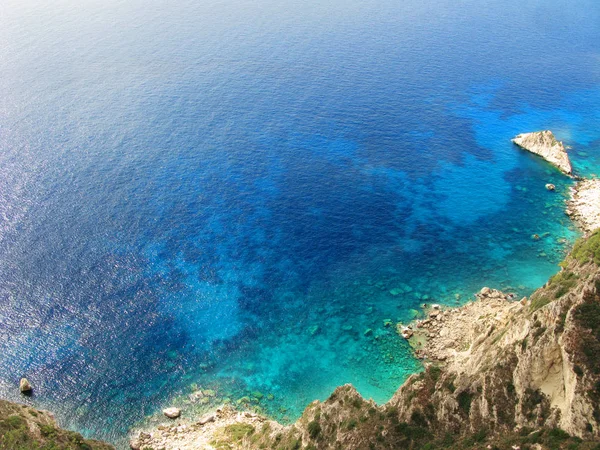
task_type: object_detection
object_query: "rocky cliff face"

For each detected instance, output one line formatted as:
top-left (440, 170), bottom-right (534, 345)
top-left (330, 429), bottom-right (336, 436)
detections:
top-left (131, 231), bottom-right (600, 449)
top-left (513, 131), bottom-right (573, 175)
top-left (0, 399), bottom-right (114, 450)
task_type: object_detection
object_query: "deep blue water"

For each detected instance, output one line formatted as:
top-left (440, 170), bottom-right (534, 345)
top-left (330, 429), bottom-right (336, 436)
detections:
top-left (1, 0), bottom-right (600, 446)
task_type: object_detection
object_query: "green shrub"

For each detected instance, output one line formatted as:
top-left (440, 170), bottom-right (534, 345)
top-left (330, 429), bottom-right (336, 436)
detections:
top-left (429, 365), bottom-right (442, 382)
top-left (457, 391), bottom-right (473, 415)
top-left (307, 420), bottom-right (321, 439)
top-left (530, 294), bottom-right (552, 311)
top-left (223, 423), bottom-right (255, 441)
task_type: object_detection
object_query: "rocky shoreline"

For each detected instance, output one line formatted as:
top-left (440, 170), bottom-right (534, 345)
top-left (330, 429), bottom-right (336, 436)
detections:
top-left (405, 288), bottom-right (524, 364)
top-left (130, 406), bottom-right (285, 450)
top-left (567, 178), bottom-right (600, 234)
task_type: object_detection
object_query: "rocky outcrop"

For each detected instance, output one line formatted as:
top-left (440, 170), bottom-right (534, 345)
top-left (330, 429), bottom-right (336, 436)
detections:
top-left (0, 399), bottom-right (114, 449)
top-left (19, 377), bottom-right (32, 393)
top-left (130, 231), bottom-right (600, 449)
top-left (513, 130), bottom-right (573, 175)
top-left (567, 178), bottom-right (600, 233)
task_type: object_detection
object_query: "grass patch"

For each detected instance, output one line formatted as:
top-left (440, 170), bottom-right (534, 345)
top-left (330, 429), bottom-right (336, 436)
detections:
top-left (530, 294), bottom-right (553, 311)
top-left (549, 270), bottom-right (578, 298)
top-left (571, 230), bottom-right (600, 265)
top-left (223, 423), bottom-right (255, 441)
top-left (307, 420), bottom-right (321, 439)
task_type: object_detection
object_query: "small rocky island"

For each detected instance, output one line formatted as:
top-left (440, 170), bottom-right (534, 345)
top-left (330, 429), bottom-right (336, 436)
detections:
top-left (512, 130), bottom-right (573, 175)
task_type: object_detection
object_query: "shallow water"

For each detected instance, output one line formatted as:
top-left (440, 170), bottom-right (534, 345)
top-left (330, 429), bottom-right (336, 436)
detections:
top-left (0, 0), bottom-right (599, 446)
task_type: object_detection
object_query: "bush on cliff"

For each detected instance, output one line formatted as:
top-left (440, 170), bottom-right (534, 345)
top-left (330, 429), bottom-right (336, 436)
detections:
top-left (572, 230), bottom-right (600, 265)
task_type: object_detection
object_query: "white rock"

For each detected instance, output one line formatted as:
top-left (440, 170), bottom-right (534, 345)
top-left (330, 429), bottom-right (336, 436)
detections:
top-left (512, 130), bottom-right (572, 175)
top-left (163, 407), bottom-right (181, 419)
top-left (198, 414), bottom-right (216, 425)
top-left (567, 178), bottom-right (600, 233)
top-left (19, 378), bottom-right (32, 393)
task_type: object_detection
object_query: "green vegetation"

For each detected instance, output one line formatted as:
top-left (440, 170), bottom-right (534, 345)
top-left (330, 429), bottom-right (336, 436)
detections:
top-left (222, 423), bottom-right (255, 441)
top-left (0, 408), bottom-right (112, 450)
top-left (211, 423), bottom-right (256, 450)
top-left (530, 294), bottom-right (553, 311)
top-left (457, 391), bottom-right (473, 415)
top-left (571, 230), bottom-right (600, 265)
top-left (429, 365), bottom-right (442, 382)
top-left (550, 270), bottom-right (579, 298)
top-left (572, 289), bottom-right (600, 381)
top-left (307, 420), bottom-right (321, 439)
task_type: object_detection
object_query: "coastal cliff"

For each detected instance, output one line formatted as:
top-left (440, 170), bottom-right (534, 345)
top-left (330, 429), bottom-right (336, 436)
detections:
top-left (512, 131), bottom-right (573, 175)
top-left (130, 231), bottom-right (600, 449)
top-left (0, 399), bottom-right (114, 449)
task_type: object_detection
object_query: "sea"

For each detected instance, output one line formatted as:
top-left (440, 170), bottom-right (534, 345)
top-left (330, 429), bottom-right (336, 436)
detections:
top-left (0, 0), bottom-right (599, 446)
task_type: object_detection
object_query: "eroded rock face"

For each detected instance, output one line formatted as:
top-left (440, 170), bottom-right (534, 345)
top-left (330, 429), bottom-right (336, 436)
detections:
top-left (512, 130), bottom-right (572, 175)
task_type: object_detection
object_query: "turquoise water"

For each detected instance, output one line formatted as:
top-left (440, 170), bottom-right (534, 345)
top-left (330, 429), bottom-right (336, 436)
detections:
top-left (0, 0), bottom-right (599, 446)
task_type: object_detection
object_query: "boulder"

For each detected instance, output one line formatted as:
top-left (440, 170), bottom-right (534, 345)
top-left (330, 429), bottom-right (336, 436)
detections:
top-left (545, 183), bottom-right (556, 191)
top-left (19, 378), bottom-right (32, 393)
top-left (198, 414), bottom-right (215, 425)
top-left (163, 407), bottom-right (181, 419)
top-left (400, 326), bottom-right (413, 339)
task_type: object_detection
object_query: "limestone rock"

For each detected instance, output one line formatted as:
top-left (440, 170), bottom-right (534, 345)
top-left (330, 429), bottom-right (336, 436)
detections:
top-left (19, 378), bottom-right (32, 393)
top-left (567, 178), bottom-right (600, 233)
top-left (546, 183), bottom-right (556, 191)
top-left (198, 414), bottom-right (215, 425)
top-left (163, 407), bottom-right (181, 419)
top-left (512, 130), bottom-right (572, 175)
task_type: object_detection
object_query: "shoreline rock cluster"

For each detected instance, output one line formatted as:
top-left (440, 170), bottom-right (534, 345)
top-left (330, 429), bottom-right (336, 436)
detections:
top-left (567, 178), bottom-right (600, 233)
top-left (130, 405), bottom-right (284, 450)
top-left (405, 288), bottom-right (523, 363)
